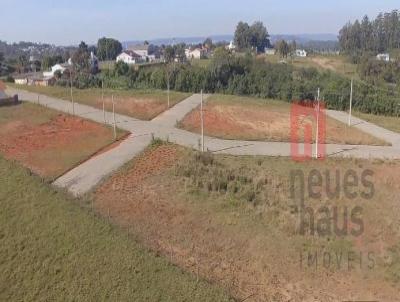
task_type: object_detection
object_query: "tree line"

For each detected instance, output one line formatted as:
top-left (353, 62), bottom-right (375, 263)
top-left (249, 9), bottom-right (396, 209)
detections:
top-left (58, 47), bottom-right (399, 116)
top-left (339, 9), bottom-right (400, 56)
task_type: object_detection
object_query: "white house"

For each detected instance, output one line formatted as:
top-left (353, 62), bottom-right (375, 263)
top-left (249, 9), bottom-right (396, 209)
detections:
top-left (376, 53), bottom-right (390, 62)
top-left (265, 48), bottom-right (276, 55)
top-left (43, 63), bottom-right (70, 77)
top-left (116, 50), bottom-right (143, 65)
top-left (128, 45), bottom-right (149, 60)
top-left (228, 41), bottom-right (236, 51)
top-left (295, 49), bottom-right (307, 57)
top-left (185, 48), bottom-right (205, 60)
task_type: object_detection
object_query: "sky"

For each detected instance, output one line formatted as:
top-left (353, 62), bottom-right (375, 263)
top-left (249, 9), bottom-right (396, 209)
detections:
top-left (0, 0), bottom-right (398, 45)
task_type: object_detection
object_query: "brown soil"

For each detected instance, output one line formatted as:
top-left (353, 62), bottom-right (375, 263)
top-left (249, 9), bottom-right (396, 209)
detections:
top-left (0, 113), bottom-right (118, 179)
top-left (95, 145), bottom-right (400, 302)
top-left (97, 96), bottom-right (168, 120)
top-left (180, 102), bottom-right (387, 146)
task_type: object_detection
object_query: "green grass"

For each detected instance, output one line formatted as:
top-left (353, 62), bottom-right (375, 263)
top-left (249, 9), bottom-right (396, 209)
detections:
top-left (354, 111), bottom-right (400, 133)
top-left (0, 157), bottom-right (232, 302)
top-left (190, 59), bottom-right (212, 68)
top-left (263, 54), bottom-right (359, 79)
top-left (8, 84), bottom-right (190, 120)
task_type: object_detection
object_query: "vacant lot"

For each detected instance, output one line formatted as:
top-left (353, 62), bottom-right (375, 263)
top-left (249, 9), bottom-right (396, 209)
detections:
top-left (354, 111), bottom-right (400, 133)
top-left (179, 94), bottom-right (388, 146)
top-left (10, 84), bottom-right (190, 120)
top-left (0, 102), bottom-right (126, 180)
top-left (95, 142), bottom-right (400, 302)
top-left (263, 54), bottom-right (358, 79)
top-left (0, 157), bottom-right (231, 302)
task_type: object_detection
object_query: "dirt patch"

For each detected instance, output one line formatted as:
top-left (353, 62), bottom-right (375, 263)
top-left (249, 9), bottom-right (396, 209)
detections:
top-left (0, 104), bottom-right (123, 179)
top-left (179, 101), bottom-right (388, 145)
top-left (98, 96), bottom-right (169, 120)
top-left (94, 145), bottom-right (400, 301)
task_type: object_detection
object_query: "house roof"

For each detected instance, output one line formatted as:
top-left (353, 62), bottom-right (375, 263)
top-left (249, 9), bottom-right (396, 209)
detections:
top-left (121, 50), bottom-right (142, 58)
top-left (129, 44), bottom-right (149, 52)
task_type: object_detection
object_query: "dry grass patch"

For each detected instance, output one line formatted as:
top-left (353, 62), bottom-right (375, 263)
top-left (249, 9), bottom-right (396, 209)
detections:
top-left (94, 143), bottom-right (400, 302)
top-left (9, 84), bottom-right (190, 120)
top-left (354, 111), bottom-right (400, 133)
top-left (0, 102), bottom-right (127, 180)
top-left (94, 145), bottom-right (400, 301)
top-left (179, 94), bottom-right (388, 146)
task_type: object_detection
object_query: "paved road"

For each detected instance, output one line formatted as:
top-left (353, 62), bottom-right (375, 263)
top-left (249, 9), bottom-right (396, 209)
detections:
top-left (6, 87), bottom-right (400, 196)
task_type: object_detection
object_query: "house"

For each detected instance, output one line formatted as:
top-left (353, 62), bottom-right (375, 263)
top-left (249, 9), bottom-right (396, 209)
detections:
top-left (43, 63), bottom-right (70, 77)
top-left (227, 41), bottom-right (236, 51)
top-left (128, 44), bottom-right (149, 60)
top-left (14, 73), bottom-right (55, 87)
top-left (376, 53), bottom-right (390, 62)
top-left (116, 50), bottom-right (144, 65)
top-left (265, 48), bottom-right (276, 55)
top-left (185, 48), bottom-right (206, 60)
top-left (295, 49), bottom-right (307, 57)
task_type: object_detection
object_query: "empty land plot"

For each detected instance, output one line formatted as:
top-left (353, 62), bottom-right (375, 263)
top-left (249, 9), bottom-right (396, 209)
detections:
top-left (354, 111), bottom-right (400, 133)
top-left (94, 142), bottom-right (400, 302)
top-left (178, 94), bottom-right (388, 145)
top-left (10, 84), bottom-right (190, 120)
top-left (0, 157), bottom-right (231, 302)
top-left (0, 102), bottom-right (127, 180)
top-left (263, 54), bottom-right (358, 79)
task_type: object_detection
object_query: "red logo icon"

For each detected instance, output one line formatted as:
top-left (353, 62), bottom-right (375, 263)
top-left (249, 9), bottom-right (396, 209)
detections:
top-left (290, 100), bottom-right (326, 161)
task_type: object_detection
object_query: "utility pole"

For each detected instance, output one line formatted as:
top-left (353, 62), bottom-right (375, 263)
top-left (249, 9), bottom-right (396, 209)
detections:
top-left (112, 95), bottom-right (116, 140)
top-left (167, 72), bottom-right (170, 108)
top-left (69, 70), bottom-right (75, 115)
top-left (348, 78), bottom-right (353, 126)
top-left (200, 90), bottom-right (204, 152)
top-left (102, 80), bottom-right (106, 124)
top-left (315, 88), bottom-right (320, 159)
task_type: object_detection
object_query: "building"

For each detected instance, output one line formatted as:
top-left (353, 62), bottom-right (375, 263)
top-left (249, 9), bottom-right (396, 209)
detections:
top-left (295, 49), bottom-right (307, 57)
top-left (265, 48), bottom-right (276, 55)
top-left (185, 48), bottom-right (206, 60)
top-left (43, 63), bottom-right (70, 77)
top-left (128, 44), bottom-right (149, 59)
top-left (227, 41), bottom-right (236, 51)
top-left (116, 50), bottom-right (144, 65)
top-left (376, 53), bottom-right (390, 62)
top-left (14, 73), bottom-right (55, 87)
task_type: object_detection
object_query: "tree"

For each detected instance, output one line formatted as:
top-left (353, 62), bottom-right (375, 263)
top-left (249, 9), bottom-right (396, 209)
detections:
top-left (17, 55), bottom-right (28, 73)
top-left (97, 37), bottom-right (123, 61)
top-left (164, 46), bottom-right (175, 63)
top-left (72, 43), bottom-right (90, 72)
top-left (250, 21), bottom-right (270, 52)
top-left (234, 21), bottom-right (251, 50)
top-left (234, 21), bottom-right (270, 52)
top-left (289, 40), bottom-right (297, 58)
top-left (0, 52), bottom-right (4, 63)
top-left (275, 40), bottom-right (289, 58)
top-left (203, 37), bottom-right (213, 49)
top-left (41, 55), bottom-right (63, 71)
top-left (114, 61), bottom-right (130, 76)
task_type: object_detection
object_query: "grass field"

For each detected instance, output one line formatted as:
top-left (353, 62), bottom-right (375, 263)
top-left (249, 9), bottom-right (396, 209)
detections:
top-left (94, 142), bottom-right (400, 301)
top-left (354, 111), bottom-right (400, 133)
top-left (263, 54), bottom-right (358, 79)
top-left (9, 84), bottom-right (190, 120)
top-left (0, 102), bottom-right (126, 180)
top-left (178, 94), bottom-right (389, 146)
top-left (0, 157), bottom-right (232, 301)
